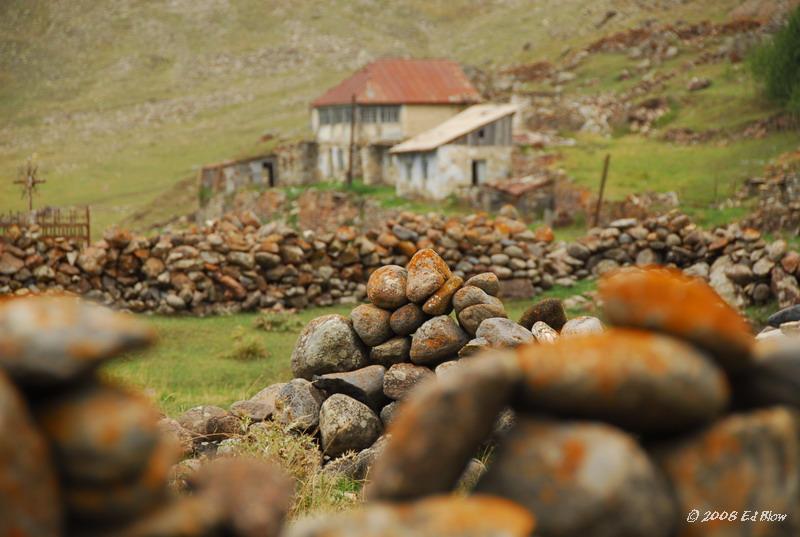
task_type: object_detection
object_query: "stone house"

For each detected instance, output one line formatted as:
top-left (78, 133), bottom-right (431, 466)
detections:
top-left (310, 58), bottom-right (481, 185)
top-left (390, 104), bottom-right (517, 200)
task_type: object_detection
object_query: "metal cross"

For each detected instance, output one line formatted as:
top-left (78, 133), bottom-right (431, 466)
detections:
top-left (14, 157), bottom-right (46, 212)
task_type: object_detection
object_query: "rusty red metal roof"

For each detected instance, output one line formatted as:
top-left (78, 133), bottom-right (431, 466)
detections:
top-left (311, 58), bottom-right (482, 107)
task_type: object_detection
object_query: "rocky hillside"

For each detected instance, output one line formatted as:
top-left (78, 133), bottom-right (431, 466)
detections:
top-left (0, 0), bottom-right (769, 232)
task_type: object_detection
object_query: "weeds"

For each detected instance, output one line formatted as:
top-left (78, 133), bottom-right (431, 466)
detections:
top-left (218, 326), bottom-right (270, 362)
top-left (254, 311), bottom-right (305, 332)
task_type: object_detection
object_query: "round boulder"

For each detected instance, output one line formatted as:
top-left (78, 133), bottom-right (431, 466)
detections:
top-left (0, 370), bottom-right (62, 537)
top-left (599, 267), bottom-right (754, 372)
top-left (383, 363), bottom-right (434, 400)
top-left (36, 380), bottom-right (161, 484)
top-left (350, 304), bottom-right (393, 347)
top-left (476, 418), bottom-right (677, 537)
top-left (464, 273), bottom-right (500, 297)
top-left (518, 298), bottom-right (567, 331)
top-left (369, 336), bottom-right (411, 368)
top-left (457, 303), bottom-right (507, 336)
top-left (516, 328), bottom-right (729, 434)
top-left (291, 315), bottom-right (367, 379)
top-left (319, 394), bottom-right (383, 458)
top-left (476, 318), bottom-right (534, 348)
top-left (367, 265), bottom-right (409, 310)
top-left (410, 316), bottom-right (469, 365)
top-left (273, 379), bottom-right (325, 432)
top-left (406, 249), bottom-right (452, 304)
top-left (389, 303), bottom-right (427, 336)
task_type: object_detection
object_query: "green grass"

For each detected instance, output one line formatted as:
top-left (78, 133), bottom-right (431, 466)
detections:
top-left (107, 284), bottom-right (599, 416)
top-left (557, 132), bottom-right (799, 226)
top-left (105, 305), bottom-right (352, 416)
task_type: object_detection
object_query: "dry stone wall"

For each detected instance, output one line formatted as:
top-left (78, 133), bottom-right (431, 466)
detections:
top-left (1, 209), bottom-right (799, 313)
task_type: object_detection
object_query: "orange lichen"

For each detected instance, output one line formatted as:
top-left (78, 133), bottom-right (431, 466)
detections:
top-left (599, 267), bottom-right (754, 371)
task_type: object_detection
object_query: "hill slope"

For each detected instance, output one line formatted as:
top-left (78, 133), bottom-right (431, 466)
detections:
top-left (0, 0), bottom-right (771, 232)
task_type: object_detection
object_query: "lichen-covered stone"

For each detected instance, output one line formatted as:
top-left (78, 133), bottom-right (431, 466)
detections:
top-left (516, 329), bottom-right (729, 434)
top-left (350, 304), bottom-right (393, 347)
top-left (422, 275), bottom-right (463, 316)
top-left (477, 418), bottom-right (677, 537)
top-left (291, 314), bottom-right (367, 379)
top-left (319, 394), bottom-right (383, 458)
top-left (654, 407), bottom-right (800, 537)
top-left (37, 380), bottom-right (161, 484)
top-left (0, 370), bottom-right (62, 537)
top-left (405, 249), bottom-right (452, 304)
top-left (600, 267), bottom-right (754, 372)
top-left (273, 379), bottom-right (325, 432)
top-left (410, 316), bottom-right (469, 365)
top-left (0, 296), bottom-right (154, 386)
top-left (389, 303), bottom-right (427, 336)
top-left (475, 317), bottom-right (534, 348)
top-left (368, 352), bottom-right (519, 500)
top-left (367, 265), bottom-right (409, 310)
top-left (284, 494), bottom-right (535, 537)
top-left (382, 363), bottom-right (434, 400)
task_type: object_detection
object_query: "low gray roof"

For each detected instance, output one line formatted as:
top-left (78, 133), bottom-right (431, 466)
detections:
top-left (390, 103), bottom-right (517, 154)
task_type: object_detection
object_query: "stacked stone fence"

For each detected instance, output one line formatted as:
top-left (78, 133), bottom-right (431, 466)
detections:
top-left (1, 208), bottom-right (799, 314)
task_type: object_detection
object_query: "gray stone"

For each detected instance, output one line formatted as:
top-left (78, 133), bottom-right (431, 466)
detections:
top-left (369, 336), bottom-right (411, 368)
top-left (518, 298), bottom-right (567, 331)
top-left (516, 329), bottom-right (729, 434)
top-left (367, 265), bottom-right (409, 310)
top-left (464, 272), bottom-right (500, 296)
top-left (475, 317), bottom-right (534, 348)
top-left (410, 316), bottom-right (469, 365)
top-left (291, 314), bottom-right (367, 380)
top-left (319, 394), bottom-right (383, 458)
top-left (273, 379), bottom-right (324, 432)
top-left (380, 401), bottom-right (400, 427)
top-left (0, 296), bottom-right (154, 386)
top-left (383, 363), bottom-right (433, 400)
top-left (177, 405), bottom-right (229, 440)
top-left (323, 436), bottom-right (388, 481)
top-left (452, 285), bottom-right (498, 313)
top-left (350, 304), bottom-right (393, 347)
top-left (457, 303), bottom-right (507, 336)
top-left (0, 370), bottom-right (62, 537)
top-left (312, 365), bottom-right (387, 411)
top-left (458, 337), bottom-right (490, 357)
top-left (531, 321), bottom-right (559, 343)
top-left (768, 304), bottom-right (800, 328)
top-left (388, 303), bottom-right (426, 336)
top-left (368, 352), bottom-right (520, 501)
top-left (477, 418), bottom-right (677, 537)
top-left (561, 316), bottom-right (604, 336)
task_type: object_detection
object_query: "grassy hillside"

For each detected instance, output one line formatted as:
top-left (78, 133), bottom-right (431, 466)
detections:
top-left (0, 0), bottom-right (755, 233)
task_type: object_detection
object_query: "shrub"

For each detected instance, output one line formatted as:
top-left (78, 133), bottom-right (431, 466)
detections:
top-left (253, 311), bottom-right (305, 332)
top-left (236, 420), bottom-right (362, 517)
top-left (749, 6), bottom-right (800, 113)
top-left (218, 326), bottom-right (270, 362)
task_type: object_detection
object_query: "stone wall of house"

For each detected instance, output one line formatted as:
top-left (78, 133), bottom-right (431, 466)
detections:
top-left (1, 210), bottom-right (798, 314)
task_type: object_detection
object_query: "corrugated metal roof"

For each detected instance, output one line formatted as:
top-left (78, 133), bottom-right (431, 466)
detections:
top-left (311, 58), bottom-right (482, 107)
top-left (390, 104), bottom-right (517, 153)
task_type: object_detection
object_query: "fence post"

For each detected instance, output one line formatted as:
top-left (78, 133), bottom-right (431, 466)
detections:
top-left (592, 154), bottom-right (611, 228)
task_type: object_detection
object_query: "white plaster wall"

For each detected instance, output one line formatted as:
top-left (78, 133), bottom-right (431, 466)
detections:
top-left (394, 145), bottom-right (512, 200)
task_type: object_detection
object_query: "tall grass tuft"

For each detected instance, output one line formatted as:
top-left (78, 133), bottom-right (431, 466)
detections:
top-left (749, 6), bottom-right (800, 113)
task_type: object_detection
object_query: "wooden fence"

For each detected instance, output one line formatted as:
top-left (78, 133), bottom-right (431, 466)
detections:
top-left (0, 207), bottom-right (91, 245)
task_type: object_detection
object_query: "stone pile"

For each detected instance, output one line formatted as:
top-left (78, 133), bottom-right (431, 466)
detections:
top-left (175, 249), bottom-right (607, 476)
top-left (0, 295), bottom-right (294, 537)
top-left (283, 266), bottom-right (800, 537)
top-left (2, 208), bottom-right (800, 314)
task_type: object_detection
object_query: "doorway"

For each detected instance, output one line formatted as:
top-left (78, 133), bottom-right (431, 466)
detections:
top-left (263, 161), bottom-right (275, 187)
top-left (471, 159), bottom-right (487, 186)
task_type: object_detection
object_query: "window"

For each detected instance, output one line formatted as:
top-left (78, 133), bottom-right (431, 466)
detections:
top-left (337, 147), bottom-right (345, 171)
top-left (380, 105), bottom-right (400, 123)
top-left (421, 155), bottom-right (428, 180)
top-left (477, 128), bottom-right (485, 139)
top-left (404, 158), bottom-right (413, 180)
top-left (319, 108), bottom-right (331, 125)
top-left (360, 106), bottom-right (378, 123)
